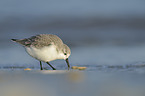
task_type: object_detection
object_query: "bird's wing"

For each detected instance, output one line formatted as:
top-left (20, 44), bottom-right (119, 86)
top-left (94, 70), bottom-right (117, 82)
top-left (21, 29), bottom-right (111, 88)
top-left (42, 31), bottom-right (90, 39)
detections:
top-left (32, 34), bottom-right (64, 48)
top-left (11, 34), bottom-right (64, 48)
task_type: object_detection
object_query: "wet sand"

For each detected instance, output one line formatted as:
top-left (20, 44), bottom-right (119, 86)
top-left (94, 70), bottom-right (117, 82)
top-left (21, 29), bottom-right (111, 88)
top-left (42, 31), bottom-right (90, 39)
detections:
top-left (0, 69), bottom-right (145, 96)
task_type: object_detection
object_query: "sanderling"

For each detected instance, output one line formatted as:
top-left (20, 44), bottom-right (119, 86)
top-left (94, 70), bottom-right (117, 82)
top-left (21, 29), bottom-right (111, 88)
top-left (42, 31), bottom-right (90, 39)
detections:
top-left (11, 34), bottom-right (71, 70)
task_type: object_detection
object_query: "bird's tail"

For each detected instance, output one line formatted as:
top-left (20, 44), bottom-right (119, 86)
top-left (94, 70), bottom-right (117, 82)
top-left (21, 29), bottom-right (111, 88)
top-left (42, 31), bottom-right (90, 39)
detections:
top-left (11, 38), bottom-right (31, 46)
top-left (11, 39), bottom-right (18, 42)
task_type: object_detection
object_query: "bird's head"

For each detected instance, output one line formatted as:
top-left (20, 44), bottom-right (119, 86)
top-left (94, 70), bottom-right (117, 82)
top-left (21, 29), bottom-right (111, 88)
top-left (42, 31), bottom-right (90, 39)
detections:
top-left (59, 44), bottom-right (71, 70)
top-left (62, 44), bottom-right (71, 60)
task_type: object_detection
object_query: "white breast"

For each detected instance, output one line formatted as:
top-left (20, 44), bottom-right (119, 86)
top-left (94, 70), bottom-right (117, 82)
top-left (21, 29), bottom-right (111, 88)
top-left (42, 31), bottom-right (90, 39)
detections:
top-left (25, 45), bottom-right (61, 62)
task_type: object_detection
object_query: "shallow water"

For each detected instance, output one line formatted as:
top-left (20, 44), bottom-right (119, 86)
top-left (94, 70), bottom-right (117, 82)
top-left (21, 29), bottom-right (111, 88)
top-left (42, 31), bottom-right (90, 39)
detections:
top-left (1, 45), bottom-right (145, 66)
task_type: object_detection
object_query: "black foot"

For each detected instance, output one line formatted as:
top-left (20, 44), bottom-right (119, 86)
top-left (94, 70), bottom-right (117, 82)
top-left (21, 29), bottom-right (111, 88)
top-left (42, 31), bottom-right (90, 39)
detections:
top-left (46, 62), bottom-right (56, 70)
top-left (40, 61), bottom-right (43, 70)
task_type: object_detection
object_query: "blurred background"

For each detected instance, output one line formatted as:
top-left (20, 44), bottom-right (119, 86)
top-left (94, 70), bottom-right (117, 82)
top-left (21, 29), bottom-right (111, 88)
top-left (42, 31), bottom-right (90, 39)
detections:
top-left (1, 1), bottom-right (145, 96)
top-left (0, 0), bottom-right (145, 68)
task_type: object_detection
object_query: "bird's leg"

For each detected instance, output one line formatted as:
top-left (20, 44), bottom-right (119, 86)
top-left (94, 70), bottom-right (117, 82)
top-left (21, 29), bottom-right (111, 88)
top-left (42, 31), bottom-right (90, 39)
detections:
top-left (65, 58), bottom-right (70, 70)
top-left (46, 62), bottom-right (56, 70)
top-left (40, 61), bottom-right (43, 70)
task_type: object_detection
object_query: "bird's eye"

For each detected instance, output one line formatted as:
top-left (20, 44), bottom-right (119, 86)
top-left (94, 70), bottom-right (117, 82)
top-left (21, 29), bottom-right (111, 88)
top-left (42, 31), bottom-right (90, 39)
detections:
top-left (64, 53), bottom-right (67, 55)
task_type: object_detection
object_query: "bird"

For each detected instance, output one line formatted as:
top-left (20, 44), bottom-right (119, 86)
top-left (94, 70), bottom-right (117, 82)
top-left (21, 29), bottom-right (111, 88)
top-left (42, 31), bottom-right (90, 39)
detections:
top-left (11, 34), bottom-right (71, 70)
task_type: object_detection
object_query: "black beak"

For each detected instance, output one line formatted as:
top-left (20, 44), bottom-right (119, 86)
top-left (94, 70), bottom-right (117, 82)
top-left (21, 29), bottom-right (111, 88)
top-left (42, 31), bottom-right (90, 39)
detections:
top-left (65, 58), bottom-right (70, 70)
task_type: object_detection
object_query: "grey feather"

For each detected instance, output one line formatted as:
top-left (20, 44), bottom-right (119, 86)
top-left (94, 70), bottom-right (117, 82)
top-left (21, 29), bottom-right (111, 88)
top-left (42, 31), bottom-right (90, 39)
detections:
top-left (11, 34), bottom-right (64, 49)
